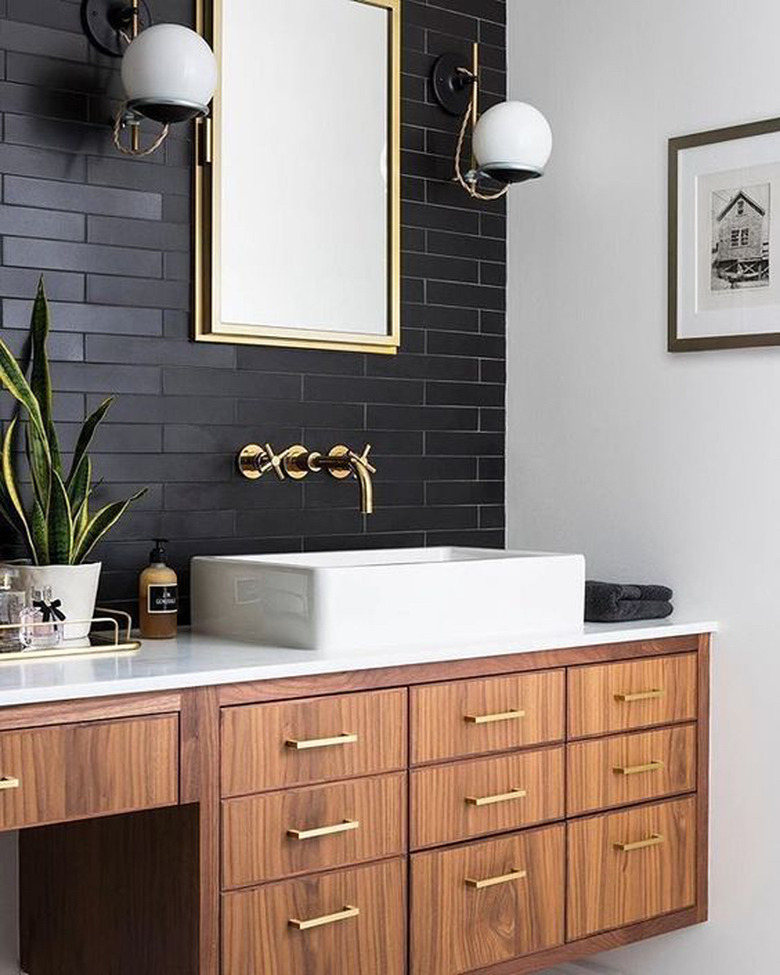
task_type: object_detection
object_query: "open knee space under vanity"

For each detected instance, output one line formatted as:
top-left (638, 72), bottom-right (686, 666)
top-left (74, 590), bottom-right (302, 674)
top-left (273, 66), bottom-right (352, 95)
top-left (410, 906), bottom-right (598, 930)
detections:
top-left (0, 626), bottom-right (710, 975)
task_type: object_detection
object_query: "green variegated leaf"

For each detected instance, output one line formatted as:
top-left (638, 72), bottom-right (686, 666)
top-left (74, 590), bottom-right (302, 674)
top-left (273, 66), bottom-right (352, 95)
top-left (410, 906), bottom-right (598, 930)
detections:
top-left (25, 423), bottom-right (51, 514)
top-left (47, 469), bottom-right (73, 565)
top-left (74, 493), bottom-right (90, 542)
top-left (0, 339), bottom-right (49, 455)
top-left (72, 488), bottom-right (146, 565)
top-left (31, 500), bottom-right (49, 566)
top-left (0, 487), bottom-right (22, 539)
top-left (2, 417), bottom-right (37, 562)
top-left (67, 398), bottom-right (112, 489)
top-left (67, 453), bottom-right (90, 511)
top-left (29, 278), bottom-right (62, 475)
top-left (71, 459), bottom-right (93, 546)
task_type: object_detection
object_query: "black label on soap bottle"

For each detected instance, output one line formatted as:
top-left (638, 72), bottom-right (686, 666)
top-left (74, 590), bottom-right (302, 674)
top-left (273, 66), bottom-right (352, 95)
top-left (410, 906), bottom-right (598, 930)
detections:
top-left (148, 584), bottom-right (178, 615)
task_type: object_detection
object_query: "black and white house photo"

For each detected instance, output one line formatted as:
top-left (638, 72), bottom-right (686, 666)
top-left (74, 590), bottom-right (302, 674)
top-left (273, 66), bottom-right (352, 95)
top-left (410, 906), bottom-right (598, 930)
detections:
top-left (670, 116), bottom-right (780, 350)
top-left (711, 183), bottom-right (770, 291)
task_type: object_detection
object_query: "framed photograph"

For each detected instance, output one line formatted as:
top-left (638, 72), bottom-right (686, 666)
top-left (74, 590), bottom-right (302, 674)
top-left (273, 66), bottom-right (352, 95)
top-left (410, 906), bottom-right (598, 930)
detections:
top-left (669, 117), bottom-right (780, 351)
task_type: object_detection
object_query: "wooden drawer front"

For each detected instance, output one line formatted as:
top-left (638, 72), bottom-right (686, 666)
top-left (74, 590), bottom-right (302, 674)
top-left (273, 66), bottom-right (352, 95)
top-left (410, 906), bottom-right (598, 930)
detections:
top-left (567, 797), bottom-right (696, 940)
top-left (0, 715), bottom-right (178, 831)
top-left (222, 772), bottom-right (406, 888)
top-left (411, 670), bottom-right (564, 764)
top-left (411, 746), bottom-right (564, 849)
top-left (411, 824), bottom-right (565, 975)
top-left (567, 724), bottom-right (697, 816)
top-left (221, 689), bottom-right (406, 796)
top-left (568, 653), bottom-right (697, 738)
top-left (222, 858), bottom-right (405, 975)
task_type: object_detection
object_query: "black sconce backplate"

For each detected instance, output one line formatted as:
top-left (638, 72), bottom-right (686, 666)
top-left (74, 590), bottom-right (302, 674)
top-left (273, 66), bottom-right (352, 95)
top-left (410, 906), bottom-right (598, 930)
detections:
top-left (81, 0), bottom-right (152, 57)
top-left (431, 52), bottom-right (476, 117)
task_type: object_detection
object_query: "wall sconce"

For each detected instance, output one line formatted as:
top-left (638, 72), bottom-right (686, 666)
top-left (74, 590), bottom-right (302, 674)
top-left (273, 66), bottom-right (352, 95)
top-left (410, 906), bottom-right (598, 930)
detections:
top-left (81, 0), bottom-right (217, 156)
top-left (431, 43), bottom-right (552, 201)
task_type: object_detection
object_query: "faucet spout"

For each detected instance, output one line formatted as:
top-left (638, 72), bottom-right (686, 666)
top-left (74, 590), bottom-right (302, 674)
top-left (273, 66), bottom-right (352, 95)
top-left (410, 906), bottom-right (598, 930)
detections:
top-left (349, 451), bottom-right (375, 515)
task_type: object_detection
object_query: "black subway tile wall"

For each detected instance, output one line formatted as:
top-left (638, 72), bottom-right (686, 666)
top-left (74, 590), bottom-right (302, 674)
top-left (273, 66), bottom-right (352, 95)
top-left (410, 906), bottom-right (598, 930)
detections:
top-left (0, 0), bottom-right (506, 619)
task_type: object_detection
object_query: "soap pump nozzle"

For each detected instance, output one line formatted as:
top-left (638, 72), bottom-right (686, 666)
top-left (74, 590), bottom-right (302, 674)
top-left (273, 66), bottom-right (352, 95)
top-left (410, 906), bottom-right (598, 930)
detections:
top-left (150, 538), bottom-right (169, 564)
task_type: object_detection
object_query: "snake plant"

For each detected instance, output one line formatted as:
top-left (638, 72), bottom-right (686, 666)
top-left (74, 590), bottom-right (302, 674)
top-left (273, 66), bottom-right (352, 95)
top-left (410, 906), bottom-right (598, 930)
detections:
top-left (0, 279), bottom-right (146, 565)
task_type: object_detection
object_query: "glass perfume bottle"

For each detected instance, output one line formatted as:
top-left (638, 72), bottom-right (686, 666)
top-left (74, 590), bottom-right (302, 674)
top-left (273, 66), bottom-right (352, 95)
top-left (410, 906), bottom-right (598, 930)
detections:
top-left (0, 570), bottom-right (25, 652)
top-left (20, 586), bottom-right (63, 651)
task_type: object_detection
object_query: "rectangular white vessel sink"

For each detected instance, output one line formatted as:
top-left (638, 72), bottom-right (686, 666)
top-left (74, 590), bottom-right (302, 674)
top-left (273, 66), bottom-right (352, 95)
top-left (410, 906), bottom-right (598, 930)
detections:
top-left (190, 547), bottom-right (585, 653)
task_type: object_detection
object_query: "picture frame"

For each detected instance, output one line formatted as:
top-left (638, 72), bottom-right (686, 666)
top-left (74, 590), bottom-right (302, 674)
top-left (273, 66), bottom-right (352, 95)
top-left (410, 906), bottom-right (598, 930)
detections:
top-left (669, 117), bottom-right (780, 352)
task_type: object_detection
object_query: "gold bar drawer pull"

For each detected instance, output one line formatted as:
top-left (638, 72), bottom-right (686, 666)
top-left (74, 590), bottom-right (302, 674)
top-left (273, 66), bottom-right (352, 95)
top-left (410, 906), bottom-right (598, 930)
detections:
top-left (613, 760), bottom-right (665, 776)
top-left (0, 776), bottom-right (20, 791)
top-left (464, 708), bottom-right (525, 725)
top-left (465, 868), bottom-right (527, 890)
top-left (465, 788), bottom-right (527, 807)
top-left (285, 733), bottom-right (358, 750)
top-left (614, 832), bottom-right (665, 853)
top-left (614, 689), bottom-right (664, 703)
top-left (287, 819), bottom-right (360, 841)
top-left (289, 905), bottom-right (360, 931)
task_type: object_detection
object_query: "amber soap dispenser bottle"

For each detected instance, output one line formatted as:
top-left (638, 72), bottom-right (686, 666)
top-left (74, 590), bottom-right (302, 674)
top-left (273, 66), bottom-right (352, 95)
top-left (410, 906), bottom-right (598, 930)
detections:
top-left (139, 539), bottom-right (178, 639)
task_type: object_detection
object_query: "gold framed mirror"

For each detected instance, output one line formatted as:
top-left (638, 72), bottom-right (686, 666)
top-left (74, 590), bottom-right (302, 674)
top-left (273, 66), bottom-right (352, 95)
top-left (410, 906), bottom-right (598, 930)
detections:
top-left (194, 0), bottom-right (401, 354)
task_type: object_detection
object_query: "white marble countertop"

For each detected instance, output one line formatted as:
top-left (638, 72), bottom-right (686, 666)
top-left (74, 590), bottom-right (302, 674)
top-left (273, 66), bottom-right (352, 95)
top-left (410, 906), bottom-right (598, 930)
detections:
top-left (0, 619), bottom-right (717, 709)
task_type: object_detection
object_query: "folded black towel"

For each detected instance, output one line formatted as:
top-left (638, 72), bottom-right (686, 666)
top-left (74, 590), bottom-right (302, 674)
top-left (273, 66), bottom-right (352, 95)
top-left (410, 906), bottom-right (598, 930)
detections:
top-left (585, 580), bottom-right (674, 623)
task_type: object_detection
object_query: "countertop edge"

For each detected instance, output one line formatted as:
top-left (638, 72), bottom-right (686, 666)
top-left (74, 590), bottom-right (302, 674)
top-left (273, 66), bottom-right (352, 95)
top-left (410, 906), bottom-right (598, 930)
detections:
top-left (0, 619), bottom-right (717, 709)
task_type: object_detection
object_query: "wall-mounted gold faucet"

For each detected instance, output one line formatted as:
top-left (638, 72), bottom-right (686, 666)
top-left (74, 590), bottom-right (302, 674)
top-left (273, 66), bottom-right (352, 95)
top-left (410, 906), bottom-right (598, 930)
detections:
top-left (238, 442), bottom-right (377, 514)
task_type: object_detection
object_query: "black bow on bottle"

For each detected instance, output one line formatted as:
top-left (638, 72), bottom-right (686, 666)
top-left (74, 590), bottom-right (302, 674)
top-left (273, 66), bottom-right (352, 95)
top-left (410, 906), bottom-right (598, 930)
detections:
top-left (32, 598), bottom-right (67, 626)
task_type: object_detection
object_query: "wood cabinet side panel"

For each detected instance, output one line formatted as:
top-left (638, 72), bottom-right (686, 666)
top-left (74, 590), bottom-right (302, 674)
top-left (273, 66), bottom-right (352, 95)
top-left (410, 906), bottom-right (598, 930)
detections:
top-left (181, 686), bottom-right (221, 975)
top-left (696, 635), bottom-right (711, 921)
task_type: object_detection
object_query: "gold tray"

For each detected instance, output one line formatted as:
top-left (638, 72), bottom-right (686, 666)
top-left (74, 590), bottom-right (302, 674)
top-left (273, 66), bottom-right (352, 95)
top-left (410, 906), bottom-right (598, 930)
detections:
top-left (0, 608), bottom-right (141, 662)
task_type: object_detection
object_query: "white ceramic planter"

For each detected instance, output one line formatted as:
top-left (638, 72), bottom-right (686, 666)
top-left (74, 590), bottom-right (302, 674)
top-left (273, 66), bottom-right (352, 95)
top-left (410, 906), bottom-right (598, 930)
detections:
top-left (13, 563), bottom-right (101, 647)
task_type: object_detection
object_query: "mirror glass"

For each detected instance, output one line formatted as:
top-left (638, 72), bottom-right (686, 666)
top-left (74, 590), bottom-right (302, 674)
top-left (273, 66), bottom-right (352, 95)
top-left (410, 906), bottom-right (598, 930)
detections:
top-left (196, 0), bottom-right (400, 353)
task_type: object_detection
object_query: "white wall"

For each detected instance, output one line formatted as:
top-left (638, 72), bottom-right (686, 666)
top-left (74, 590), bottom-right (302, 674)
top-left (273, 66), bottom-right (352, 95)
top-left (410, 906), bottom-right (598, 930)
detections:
top-left (507, 2), bottom-right (780, 973)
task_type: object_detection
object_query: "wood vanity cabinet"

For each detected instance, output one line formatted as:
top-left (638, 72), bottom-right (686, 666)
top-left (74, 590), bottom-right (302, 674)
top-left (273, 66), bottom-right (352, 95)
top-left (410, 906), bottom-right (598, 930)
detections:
top-left (1, 632), bottom-right (710, 975)
top-left (216, 633), bottom-right (708, 975)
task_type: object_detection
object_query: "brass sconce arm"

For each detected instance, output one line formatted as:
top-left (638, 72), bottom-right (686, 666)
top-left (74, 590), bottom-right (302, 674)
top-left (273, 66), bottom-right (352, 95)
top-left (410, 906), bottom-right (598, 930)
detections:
top-left (238, 442), bottom-right (376, 515)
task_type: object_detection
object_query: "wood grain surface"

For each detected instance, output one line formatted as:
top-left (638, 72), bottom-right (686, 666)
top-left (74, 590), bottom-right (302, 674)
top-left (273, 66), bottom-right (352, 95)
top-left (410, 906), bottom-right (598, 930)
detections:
top-left (566, 796), bottom-right (697, 940)
top-left (216, 636), bottom-right (700, 706)
top-left (0, 714), bottom-right (178, 831)
top-left (411, 670), bottom-right (564, 764)
top-left (0, 691), bottom-right (181, 731)
top-left (411, 824), bottom-right (565, 975)
top-left (181, 685), bottom-right (220, 975)
top-left (221, 688), bottom-right (406, 796)
top-left (222, 858), bottom-right (405, 975)
top-left (20, 805), bottom-right (199, 975)
top-left (568, 653), bottom-right (697, 738)
top-left (222, 772), bottom-right (406, 887)
top-left (567, 724), bottom-right (696, 816)
top-left (411, 746), bottom-right (564, 848)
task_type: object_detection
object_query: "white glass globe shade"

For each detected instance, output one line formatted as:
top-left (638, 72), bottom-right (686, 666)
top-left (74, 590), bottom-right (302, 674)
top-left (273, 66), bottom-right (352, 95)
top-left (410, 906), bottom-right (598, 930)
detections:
top-left (121, 24), bottom-right (217, 118)
top-left (473, 101), bottom-right (553, 183)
